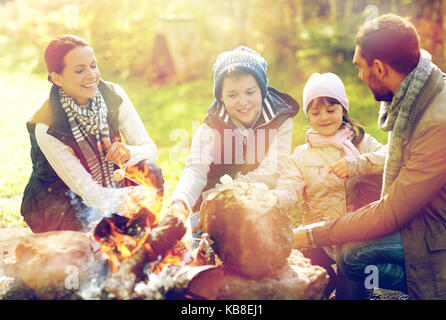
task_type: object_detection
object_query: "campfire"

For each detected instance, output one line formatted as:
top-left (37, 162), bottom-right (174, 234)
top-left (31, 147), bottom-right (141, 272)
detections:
top-left (96, 163), bottom-right (192, 271)
top-left (0, 174), bottom-right (329, 300)
top-left (87, 164), bottom-right (223, 300)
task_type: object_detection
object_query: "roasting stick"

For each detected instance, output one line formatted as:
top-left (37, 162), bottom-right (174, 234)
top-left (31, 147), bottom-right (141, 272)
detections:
top-left (113, 167), bottom-right (142, 186)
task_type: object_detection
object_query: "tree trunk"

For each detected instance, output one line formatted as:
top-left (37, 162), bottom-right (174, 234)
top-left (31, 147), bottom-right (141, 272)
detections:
top-left (295, 0), bottom-right (304, 29)
top-left (328, 0), bottom-right (338, 26)
top-left (344, 0), bottom-right (353, 21)
top-left (414, 0), bottom-right (445, 69)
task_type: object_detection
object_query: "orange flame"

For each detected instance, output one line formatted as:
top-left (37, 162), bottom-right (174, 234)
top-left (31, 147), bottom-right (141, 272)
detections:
top-left (150, 249), bottom-right (186, 274)
top-left (95, 164), bottom-right (189, 274)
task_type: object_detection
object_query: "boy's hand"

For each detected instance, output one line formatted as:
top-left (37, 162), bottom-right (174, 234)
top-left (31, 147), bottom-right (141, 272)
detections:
top-left (167, 201), bottom-right (188, 221)
top-left (329, 159), bottom-right (349, 178)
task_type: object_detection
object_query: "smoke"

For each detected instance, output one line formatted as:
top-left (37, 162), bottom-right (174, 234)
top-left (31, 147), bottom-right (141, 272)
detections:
top-left (66, 190), bottom-right (106, 232)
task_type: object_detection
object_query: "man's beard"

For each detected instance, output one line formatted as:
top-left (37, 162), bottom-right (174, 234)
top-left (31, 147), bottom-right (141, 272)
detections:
top-left (368, 73), bottom-right (394, 102)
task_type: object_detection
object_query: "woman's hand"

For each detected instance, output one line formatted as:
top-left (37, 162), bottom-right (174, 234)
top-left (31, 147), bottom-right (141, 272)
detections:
top-left (329, 159), bottom-right (349, 178)
top-left (103, 138), bottom-right (131, 166)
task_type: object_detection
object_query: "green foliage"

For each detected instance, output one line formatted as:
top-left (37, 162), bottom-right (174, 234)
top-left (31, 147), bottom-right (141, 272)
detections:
top-left (1, 0), bottom-right (437, 80)
top-left (0, 206), bottom-right (27, 228)
top-left (2, 0), bottom-right (426, 227)
top-left (0, 67), bottom-right (387, 227)
top-left (119, 77), bottom-right (212, 147)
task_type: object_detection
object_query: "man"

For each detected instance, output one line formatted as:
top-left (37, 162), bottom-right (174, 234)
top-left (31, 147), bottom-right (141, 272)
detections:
top-left (293, 13), bottom-right (446, 299)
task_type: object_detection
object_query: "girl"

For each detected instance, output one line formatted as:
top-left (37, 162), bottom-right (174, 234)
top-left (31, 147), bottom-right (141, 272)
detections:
top-left (168, 46), bottom-right (299, 243)
top-left (21, 35), bottom-right (163, 233)
top-left (270, 72), bottom-right (387, 298)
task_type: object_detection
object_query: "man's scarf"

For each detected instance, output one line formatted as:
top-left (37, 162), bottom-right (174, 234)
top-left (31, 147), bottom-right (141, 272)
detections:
top-left (59, 87), bottom-right (116, 188)
top-left (378, 50), bottom-right (433, 195)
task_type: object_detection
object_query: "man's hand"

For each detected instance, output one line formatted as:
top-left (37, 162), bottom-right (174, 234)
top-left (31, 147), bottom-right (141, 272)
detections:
top-left (103, 138), bottom-right (131, 166)
top-left (292, 225), bottom-right (311, 249)
top-left (329, 159), bottom-right (349, 178)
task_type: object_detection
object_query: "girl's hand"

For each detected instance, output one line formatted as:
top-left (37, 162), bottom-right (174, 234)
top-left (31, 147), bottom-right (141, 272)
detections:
top-left (103, 138), bottom-right (131, 166)
top-left (329, 159), bottom-right (349, 178)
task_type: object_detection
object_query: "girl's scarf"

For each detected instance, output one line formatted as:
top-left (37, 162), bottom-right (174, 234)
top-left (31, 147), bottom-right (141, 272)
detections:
top-left (59, 87), bottom-right (116, 188)
top-left (378, 50), bottom-right (433, 194)
top-left (307, 124), bottom-right (361, 157)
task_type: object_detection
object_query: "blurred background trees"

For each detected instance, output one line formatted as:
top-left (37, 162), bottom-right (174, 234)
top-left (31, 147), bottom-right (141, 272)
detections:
top-left (1, 0), bottom-right (445, 226)
top-left (1, 0), bottom-right (445, 85)
top-left (1, 0), bottom-right (445, 149)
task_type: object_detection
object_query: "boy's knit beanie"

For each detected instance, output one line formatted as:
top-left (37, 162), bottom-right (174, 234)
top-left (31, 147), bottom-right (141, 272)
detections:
top-left (213, 46), bottom-right (268, 101)
top-left (303, 72), bottom-right (349, 117)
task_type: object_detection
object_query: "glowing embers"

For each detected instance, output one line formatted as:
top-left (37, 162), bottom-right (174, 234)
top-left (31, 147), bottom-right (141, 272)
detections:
top-left (94, 208), bottom-right (155, 273)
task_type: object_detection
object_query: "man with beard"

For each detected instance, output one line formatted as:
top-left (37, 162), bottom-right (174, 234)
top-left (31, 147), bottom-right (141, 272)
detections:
top-left (292, 13), bottom-right (446, 299)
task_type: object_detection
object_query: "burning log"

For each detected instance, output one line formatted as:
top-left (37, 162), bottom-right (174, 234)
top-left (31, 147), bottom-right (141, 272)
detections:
top-left (133, 264), bottom-right (224, 300)
top-left (94, 211), bottom-right (187, 276)
top-left (1, 178), bottom-right (329, 300)
top-left (177, 265), bottom-right (223, 299)
top-left (1, 169), bottom-right (218, 300)
top-left (97, 211), bottom-right (227, 300)
top-left (1, 224), bottom-right (327, 300)
top-left (200, 182), bottom-right (294, 279)
top-left (144, 214), bottom-right (187, 263)
top-left (0, 219), bottom-right (217, 300)
top-left (96, 212), bottom-right (187, 299)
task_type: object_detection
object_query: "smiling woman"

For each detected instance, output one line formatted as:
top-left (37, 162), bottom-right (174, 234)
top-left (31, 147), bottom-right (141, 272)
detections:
top-left (20, 35), bottom-right (164, 233)
top-left (49, 46), bottom-right (100, 105)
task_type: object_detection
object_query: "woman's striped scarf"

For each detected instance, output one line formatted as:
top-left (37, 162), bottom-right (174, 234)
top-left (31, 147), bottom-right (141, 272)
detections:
top-left (59, 87), bottom-right (116, 188)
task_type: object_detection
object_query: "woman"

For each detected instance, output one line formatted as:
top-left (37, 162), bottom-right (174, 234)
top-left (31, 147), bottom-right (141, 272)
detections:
top-left (168, 46), bottom-right (299, 244)
top-left (21, 35), bottom-right (163, 233)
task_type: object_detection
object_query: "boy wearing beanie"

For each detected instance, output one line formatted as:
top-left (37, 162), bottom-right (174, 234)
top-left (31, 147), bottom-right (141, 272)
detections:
top-left (168, 46), bottom-right (299, 244)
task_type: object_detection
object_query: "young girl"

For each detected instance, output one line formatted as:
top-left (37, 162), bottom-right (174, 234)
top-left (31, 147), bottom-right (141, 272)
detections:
top-left (168, 46), bottom-right (299, 244)
top-left (270, 72), bottom-right (387, 298)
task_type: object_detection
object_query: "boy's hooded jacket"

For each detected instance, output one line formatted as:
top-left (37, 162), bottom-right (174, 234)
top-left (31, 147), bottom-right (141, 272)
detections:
top-left (171, 87), bottom-right (299, 212)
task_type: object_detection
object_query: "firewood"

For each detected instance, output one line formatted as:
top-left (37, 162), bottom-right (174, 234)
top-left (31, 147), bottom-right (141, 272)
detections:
top-left (103, 214), bottom-right (186, 299)
top-left (144, 215), bottom-right (186, 263)
top-left (178, 265), bottom-right (223, 300)
top-left (132, 265), bottom-right (223, 300)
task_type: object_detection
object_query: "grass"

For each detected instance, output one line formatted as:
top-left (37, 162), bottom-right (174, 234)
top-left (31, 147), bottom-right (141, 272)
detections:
top-left (0, 71), bottom-right (50, 227)
top-left (0, 63), bottom-right (387, 228)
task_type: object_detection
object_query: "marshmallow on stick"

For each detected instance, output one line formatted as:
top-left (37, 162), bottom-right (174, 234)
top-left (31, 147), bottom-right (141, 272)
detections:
top-left (113, 169), bottom-right (126, 182)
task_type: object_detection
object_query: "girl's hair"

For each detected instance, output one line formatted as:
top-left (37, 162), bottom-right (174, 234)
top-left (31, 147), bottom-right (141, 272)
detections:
top-left (44, 34), bottom-right (89, 83)
top-left (308, 96), bottom-right (365, 146)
